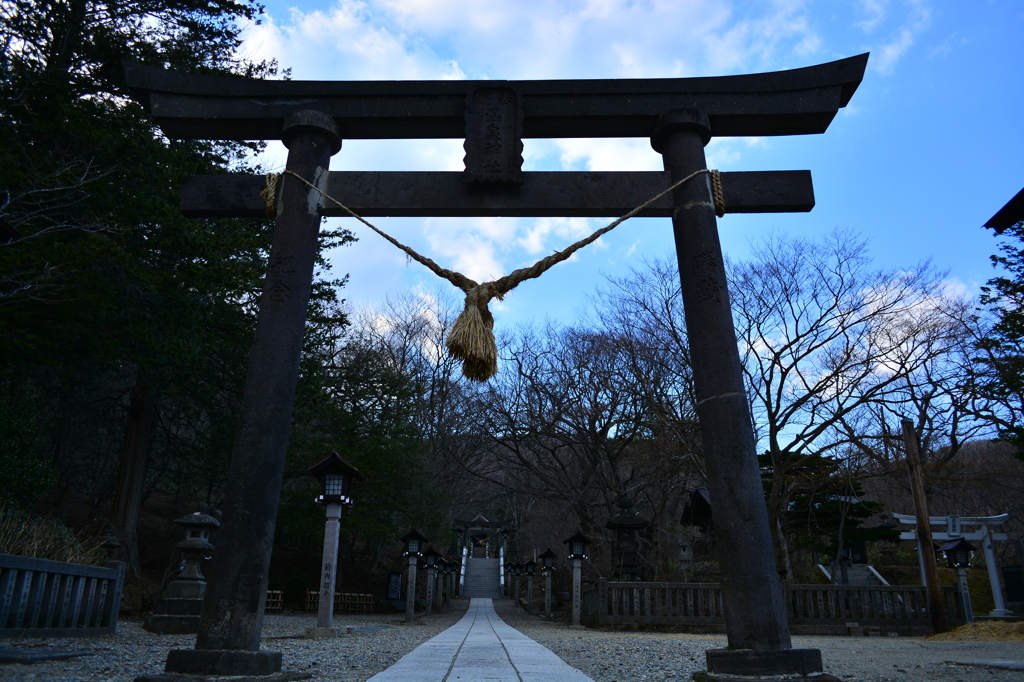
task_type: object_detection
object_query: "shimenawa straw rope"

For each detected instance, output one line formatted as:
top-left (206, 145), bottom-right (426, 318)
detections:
top-left (265, 168), bottom-right (725, 381)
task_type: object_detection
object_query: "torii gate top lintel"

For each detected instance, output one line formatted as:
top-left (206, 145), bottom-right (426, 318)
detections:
top-left (892, 512), bottom-right (1009, 528)
top-left (126, 54), bottom-right (868, 220)
top-left (123, 53), bottom-right (867, 141)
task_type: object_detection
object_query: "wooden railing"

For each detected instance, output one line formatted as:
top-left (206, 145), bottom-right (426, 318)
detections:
top-left (784, 583), bottom-right (965, 633)
top-left (1, 554), bottom-right (125, 638)
top-left (581, 579), bottom-right (965, 634)
top-left (582, 579), bottom-right (724, 626)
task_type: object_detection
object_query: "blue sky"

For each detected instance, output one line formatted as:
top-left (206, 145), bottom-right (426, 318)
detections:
top-left (240, 0), bottom-right (1024, 329)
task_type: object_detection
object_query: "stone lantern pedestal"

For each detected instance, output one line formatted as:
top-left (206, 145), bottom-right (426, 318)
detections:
top-left (144, 512), bottom-right (220, 634)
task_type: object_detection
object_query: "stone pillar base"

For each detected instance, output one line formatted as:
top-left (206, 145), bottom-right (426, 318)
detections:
top-left (136, 649), bottom-right (311, 682)
top-left (694, 673), bottom-right (841, 682)
top-left (143, 614), bottom-right (202, 635)
top-left (136, 673), bottom-right (310, 682)
top-left (169, 649), bottom-right (282, 675)
top-left (303, 626), bottom-right (355, 638)
top-left (987, 609), bottom-right (1014, 617)
top-left (168, 650), bottom-right (279, 676)
top-left (705, 648), bottom-right (825, 677)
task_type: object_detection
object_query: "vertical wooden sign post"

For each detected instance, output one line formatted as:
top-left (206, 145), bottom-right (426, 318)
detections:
top-left (901, 418), bottom-right (947, 634)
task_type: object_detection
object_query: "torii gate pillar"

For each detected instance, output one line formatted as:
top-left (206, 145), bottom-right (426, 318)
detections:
top-left (162, 111), bottom-right (341, 678)
top-left (653, 110), bottom-right (818, 676)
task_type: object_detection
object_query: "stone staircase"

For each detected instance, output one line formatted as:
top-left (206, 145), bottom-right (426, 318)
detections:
top-left (819, 563), bottom-right (889, 587)
top-left (462, 557), bottom-right (502, 598)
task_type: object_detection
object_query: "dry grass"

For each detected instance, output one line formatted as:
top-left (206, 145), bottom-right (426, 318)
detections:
top-left (926, 620), bottom-right (1024, 641)
top-left (0, 503), bottom-right (105, 566)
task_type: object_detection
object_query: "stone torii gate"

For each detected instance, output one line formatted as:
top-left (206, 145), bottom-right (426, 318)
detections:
top-left (893, 512), bottom-right (1012, 617)
top-left (125, 54), bottom-right (867, 681)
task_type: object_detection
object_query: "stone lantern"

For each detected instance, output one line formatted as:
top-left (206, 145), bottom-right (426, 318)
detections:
top-left (563, 531), bottom-right (589, 627)
top-left (436, 557), bottom-right (449, 609)
top-left (524, 559), bottom-right (537, 614)
top-left (606, 495), bottom-right (649, 581)
top-left (564, 531), bottom-right (589, 560)
top-left (941, 538), bottom-right (977, 623)
top-left (309, 450), bottom-right (362, 506)
top-left (307, 450), bottom-right (363, 636)
top-left (539, 548), bottom-right (557, 619)
top-left (423, 547), bottom-right (440, 615)
top-left (450, 554), bottom-right (462, 599)
top-left (143, 511), bottom-right (220, 634)
top-left (400, 529), bottom-right (428, 624)
top-left (96, 522), bottom-right (123, 561)
top-left (504, 560), bottom-right (516, 599)
top-left (512, 561), bottom-right (523, 606)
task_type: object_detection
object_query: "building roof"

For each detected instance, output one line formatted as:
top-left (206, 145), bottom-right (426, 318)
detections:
top-left (984, 186), bottom-right (1024, 233)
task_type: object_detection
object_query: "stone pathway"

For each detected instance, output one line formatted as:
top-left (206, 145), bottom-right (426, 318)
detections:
top-left (366, 598), bottom-right (594, 682)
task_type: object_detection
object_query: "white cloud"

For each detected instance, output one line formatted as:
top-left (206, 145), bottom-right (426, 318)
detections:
top-left (874, 27), bottom-right (915, 75)
top-left (867, 0), bottom-right (932, 76)
top-left (556, 139), bottom-right (663, 172)
top-left (243, 0), bottom-right (826, 84)
top-left (516, 217), bottom-right (600, 256)
top-left (420, 216), bottom-right (514, 283)
top-left (856, 0), bottom-right (889, 33)
top-left (243, 1), bottom-right (468, 81)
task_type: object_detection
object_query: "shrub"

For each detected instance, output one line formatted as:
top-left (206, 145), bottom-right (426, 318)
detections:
top-left (0, 503), bottom-right (105, 566)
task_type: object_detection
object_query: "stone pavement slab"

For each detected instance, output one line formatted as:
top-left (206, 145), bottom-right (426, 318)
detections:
top-left (366, 598), bottom-right (594, 682)
top-left (949, 660), bottom-right (1024, 671)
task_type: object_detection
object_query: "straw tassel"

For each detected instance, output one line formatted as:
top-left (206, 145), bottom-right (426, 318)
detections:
top-left (447, 284), bottom-right (499, 381)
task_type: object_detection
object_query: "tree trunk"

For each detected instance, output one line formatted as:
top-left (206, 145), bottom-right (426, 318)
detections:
top-left (766, 462), bottom-right (793, 581)
top-left (829, 500), bottom-right (850, 585)
top-left (111, 374), bottom-right (158, 578)
top-left (772, 513), bottom-right (793, 581)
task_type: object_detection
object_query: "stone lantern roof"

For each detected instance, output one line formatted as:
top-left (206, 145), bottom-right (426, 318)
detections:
top-left (605, 495), bottom-right (649, 531)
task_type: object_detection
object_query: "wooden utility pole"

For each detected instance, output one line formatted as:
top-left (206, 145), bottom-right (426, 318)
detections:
top-left (901, 418), bottom-right (947, 634)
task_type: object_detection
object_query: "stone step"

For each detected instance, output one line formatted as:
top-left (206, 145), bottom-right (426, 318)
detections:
top-left (461, 558), bottom-right (502, 598)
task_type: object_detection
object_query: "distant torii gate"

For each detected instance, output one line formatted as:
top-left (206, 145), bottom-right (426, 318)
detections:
top-left (125, 54), bottom-right (867, 681)
top-left (894, 512), bottom-right (1012, 617)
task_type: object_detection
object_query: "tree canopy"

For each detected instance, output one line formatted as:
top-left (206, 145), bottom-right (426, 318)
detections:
top-left (979, 217), bottom-right (1024, 455)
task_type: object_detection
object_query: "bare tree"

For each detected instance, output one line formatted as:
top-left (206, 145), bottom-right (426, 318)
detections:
top-left (729, 231), bottom-right (981, 578)
top-left (434, 319), bottom-right (702, 577)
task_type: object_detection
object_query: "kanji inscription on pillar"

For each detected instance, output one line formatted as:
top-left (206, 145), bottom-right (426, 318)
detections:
top-left (463, 88), bottom-right (524, 184)
top-left (692, 249), bottom-right (725, 304)
top-left (266, 253), bottom-right (296, 302)
top-left (321, 562), bottom-right (332, 596)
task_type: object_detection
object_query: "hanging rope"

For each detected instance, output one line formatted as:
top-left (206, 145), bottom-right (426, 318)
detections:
top-left (266, 168), bottom-right (725, 381)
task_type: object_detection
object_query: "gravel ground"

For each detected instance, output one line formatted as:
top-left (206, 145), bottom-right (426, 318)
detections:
top-left (494, 600), bottom-right (1024, 682)
top-left (0, 601), bottom-right (470, 682)
top-left (2, 600), bottom-right (1021, 682)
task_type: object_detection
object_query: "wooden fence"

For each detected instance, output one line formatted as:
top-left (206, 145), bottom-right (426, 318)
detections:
top-left (581, 579), bottom-right (965, 635)
top-left (265, 590), bottom-right (284, 613)
top-left (304, 590), bottom-right (374, 614)
top-left (1, 554), bottom-right (125, 638)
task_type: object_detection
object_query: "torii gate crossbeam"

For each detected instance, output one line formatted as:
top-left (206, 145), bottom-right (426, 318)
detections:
top-left (126, 54), bottom-right (868, 682)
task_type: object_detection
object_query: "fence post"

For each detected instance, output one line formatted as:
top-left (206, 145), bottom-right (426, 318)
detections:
top-left (103, 561), bottom-right (125, 633)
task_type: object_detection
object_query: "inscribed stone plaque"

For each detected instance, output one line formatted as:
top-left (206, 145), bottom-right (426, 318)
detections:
top-left (387, 571), bottom-right (402, 600)
top-left (463, 88), bottom-right (524, 184)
